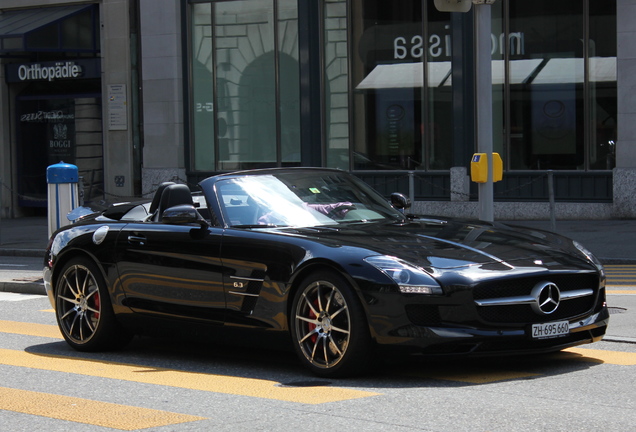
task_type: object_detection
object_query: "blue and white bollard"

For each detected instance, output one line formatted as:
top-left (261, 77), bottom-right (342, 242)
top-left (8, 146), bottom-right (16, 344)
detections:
top-left (47, 162), bottom-right (79, 238)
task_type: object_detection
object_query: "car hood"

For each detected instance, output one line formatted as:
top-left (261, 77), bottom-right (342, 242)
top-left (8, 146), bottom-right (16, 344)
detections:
top-left (280, 217), bottom-right (594, 271)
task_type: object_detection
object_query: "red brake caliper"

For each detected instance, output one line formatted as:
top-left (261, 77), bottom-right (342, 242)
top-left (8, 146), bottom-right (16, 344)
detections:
top-left (308, 298), bottom-right (320, 344)
top-left (92, 291), bottom-right (100, 320)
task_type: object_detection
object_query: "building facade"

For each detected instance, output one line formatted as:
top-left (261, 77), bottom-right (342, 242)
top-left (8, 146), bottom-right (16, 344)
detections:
top-left (1, 0), bottom-right (634, 220)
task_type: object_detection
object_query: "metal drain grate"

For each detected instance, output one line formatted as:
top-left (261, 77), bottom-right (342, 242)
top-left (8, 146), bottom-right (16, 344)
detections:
top-left (608, 307), bottom-right (627, 315)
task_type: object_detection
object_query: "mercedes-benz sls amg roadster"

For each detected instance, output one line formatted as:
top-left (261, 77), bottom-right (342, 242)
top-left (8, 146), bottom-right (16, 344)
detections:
top-left (44, 168), bottom-right (609, 377)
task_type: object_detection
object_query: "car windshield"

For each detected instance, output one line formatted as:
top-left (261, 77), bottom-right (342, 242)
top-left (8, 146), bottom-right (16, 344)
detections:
top-left (212, 171), bottom-right (406, 228)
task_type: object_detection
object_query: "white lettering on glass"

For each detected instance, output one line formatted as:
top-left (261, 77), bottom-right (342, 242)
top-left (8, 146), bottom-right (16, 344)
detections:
top-left (394, 31), bottom-right (525, 60)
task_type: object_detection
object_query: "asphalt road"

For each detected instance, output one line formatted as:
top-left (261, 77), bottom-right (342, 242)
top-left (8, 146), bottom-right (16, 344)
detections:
top-left (1, 291), bottom-right (636, 431)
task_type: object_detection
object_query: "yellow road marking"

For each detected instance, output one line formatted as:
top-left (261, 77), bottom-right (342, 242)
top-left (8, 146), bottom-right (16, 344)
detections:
top-left (0, 320), bottom-right (61, 339)
top-left (561, 347), bottom-right (636, 365)
top-left (0, 386), bottom-right (205, 430)
top-left (607, 290), bottom-right (636, 294)
top-left (0, 349), bottom-right (378, 404)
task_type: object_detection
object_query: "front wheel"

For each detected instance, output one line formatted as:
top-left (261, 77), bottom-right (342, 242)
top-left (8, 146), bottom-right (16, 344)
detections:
top-left (290, 271), bottom-right (372, 377)
top-left (55, 258), bottom-right (132, 351)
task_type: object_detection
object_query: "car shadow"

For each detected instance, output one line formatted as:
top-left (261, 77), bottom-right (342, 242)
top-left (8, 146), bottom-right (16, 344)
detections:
top-left (22, 335), bottom-right (605, 390)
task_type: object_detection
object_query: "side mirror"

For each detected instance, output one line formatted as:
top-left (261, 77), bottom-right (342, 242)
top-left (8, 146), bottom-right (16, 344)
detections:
top-left (390, 192), bottom-right (411, 210)
top-left (162, 204), bottom-right (208, 228)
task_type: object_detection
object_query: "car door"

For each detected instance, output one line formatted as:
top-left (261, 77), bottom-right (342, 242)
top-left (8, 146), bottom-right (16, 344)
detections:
top-left (115, 222), bottom-right (226, 324)
top-left (220, 229), bottom-right (303, 330)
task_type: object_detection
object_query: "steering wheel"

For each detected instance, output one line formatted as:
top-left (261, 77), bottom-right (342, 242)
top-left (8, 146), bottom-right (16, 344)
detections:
top-left (327, 204), bottom-right (356, 219)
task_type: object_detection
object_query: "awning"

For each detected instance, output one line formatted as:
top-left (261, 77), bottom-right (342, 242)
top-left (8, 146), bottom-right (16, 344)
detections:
top-left (532, 57), bottom-right (616, 85)
top-left (355, 62), bottom-right (451, 90)
top-left (0, 4), bottom-right (98, 53)
top-left (356, 57), bottom-right (616, 90)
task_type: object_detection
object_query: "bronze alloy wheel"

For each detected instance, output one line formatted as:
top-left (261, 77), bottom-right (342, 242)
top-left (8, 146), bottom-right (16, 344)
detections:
top-left (56, 262), bottom-right (102, 345)
top-left (55, 258), bottom-right (131, 351)
top-left (291, 271), bottom-right (371, 377)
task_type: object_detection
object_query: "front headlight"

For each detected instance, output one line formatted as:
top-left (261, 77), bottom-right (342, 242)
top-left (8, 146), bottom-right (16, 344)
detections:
top-left (364, 255), bottom-right (443, 295)
top-left (574, 241), bottom-right (604, 270)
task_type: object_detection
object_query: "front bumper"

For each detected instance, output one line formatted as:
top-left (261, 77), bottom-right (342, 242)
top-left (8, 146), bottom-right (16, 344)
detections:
top-left (43, 266), bottom-right (55, 308)
top-left (374, 306), bottom-right (610, 357)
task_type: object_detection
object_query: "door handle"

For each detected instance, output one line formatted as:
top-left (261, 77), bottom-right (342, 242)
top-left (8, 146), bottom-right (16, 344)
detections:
top-left (127, 235), bottom-right (146, 246)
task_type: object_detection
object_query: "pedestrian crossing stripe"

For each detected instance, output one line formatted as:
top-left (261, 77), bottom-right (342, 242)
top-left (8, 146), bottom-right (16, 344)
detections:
top-left (561, 347), bottom-right (636, 366)
top-left (0, 348), bottom-right (379, 405)
top-left (0, 386), bottom-right (206, 430)
top-left (0, 319), bottom-right (61, 339)
top-left (604, 265), bottom-right (636, 292)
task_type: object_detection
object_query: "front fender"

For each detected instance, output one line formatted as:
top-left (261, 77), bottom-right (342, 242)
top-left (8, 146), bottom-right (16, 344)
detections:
top-left (45, 222), bottom-right (127, 308)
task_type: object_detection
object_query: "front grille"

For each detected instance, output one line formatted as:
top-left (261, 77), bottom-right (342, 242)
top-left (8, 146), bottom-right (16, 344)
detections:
top-left (477, 296), bottom-right (594, 323)
top-left (474, 273), bottom-right (599, 324)
top-left (473, 273), bottom-right (598, 300)
top-left (405, 304), bottom-right (442, 326)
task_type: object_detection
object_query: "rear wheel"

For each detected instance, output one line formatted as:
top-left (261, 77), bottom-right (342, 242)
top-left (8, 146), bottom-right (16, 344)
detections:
top-left (55, 258), bottom-right (131, 351)
top-left (290, 271), bottom-right (372, 377)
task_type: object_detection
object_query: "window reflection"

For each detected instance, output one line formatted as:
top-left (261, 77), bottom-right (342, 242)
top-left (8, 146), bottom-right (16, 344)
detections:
top-left (507, 0), bottom-right (616, 171)
top-left (349, 1), bottom-right (458, 171)
top-left (346, 0), bottom-right (616, 172)
top-left (190, 0), bottom-right (300, 172)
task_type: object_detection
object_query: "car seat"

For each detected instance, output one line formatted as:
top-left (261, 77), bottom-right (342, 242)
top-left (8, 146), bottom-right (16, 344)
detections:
top-left (154, 184), bottom-right (193, 222)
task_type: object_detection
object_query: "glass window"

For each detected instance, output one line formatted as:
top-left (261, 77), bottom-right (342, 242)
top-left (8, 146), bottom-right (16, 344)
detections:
top-left (588, 0), bottom-right (617, 170)
top-left (216, 0), bottom-right (276, 169)
top-left (61, 9), bottom-right (95, 50)
top-left (504, 0), bottom-right (615, 171)
top-left (426, 5), bottom-right (453, 170)
top-left (17, 95), bottom-right (103, 206)
top-left (508, 0), bottom-right (585, 170)
top-left (324, 0), bottom-right (350, 170)
top-left (491, 0), bottom-right (505, 160)
top-left (189, 0), bottom-right (300, 172)
top-left (278, 0), bottom-right (302, 164)
top-left (191, 3), bottom-right (215, 171)
top-left (24, 7), bottom-right (98, 52)
top-left (348, 0), bottom-right (451, 171)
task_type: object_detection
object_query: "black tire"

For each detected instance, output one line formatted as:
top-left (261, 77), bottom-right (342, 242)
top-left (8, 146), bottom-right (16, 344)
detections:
top-left (290, 271), bottom-right (372, 377)
top-left (55, 258), bottom-right (132, 351)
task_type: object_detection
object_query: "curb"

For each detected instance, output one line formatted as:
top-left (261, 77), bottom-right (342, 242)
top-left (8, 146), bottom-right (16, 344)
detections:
top-left (0, 281), bottom-right (46, 296)
top-left (603, 336), bottom-right (636, 345)
top-left (0, 249), bottom-right (46, 258)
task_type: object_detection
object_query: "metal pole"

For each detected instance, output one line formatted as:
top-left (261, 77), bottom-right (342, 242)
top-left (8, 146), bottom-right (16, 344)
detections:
top-left (475, 3), bottom-right (494, 221)
top-left (408, 171), bottom-right (415, 206)
top-left (547, 170), bottom-right (557, 232)
top-left (0, 176), bottom-right (3, 245)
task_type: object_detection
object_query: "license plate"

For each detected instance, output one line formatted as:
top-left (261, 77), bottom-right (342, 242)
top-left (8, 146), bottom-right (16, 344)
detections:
top-left (531, 321), bottom-right (570, 339)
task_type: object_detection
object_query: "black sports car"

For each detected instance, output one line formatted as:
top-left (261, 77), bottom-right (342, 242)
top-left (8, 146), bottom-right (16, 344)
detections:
top-left (43, 168), bottom-right (609, 377)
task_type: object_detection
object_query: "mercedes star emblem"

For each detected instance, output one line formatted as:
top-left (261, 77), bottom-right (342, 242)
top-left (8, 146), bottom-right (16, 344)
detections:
top-left (531, 281), bottom-right (561, 315)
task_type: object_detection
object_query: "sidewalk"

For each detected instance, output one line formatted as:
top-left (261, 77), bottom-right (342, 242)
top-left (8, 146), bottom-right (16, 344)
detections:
top-left (0, 216), bottom-right (49, 257)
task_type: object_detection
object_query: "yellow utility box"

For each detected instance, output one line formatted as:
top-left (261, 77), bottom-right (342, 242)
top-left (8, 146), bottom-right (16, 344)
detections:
top-left (471, 153), bottom-right (503, 183)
